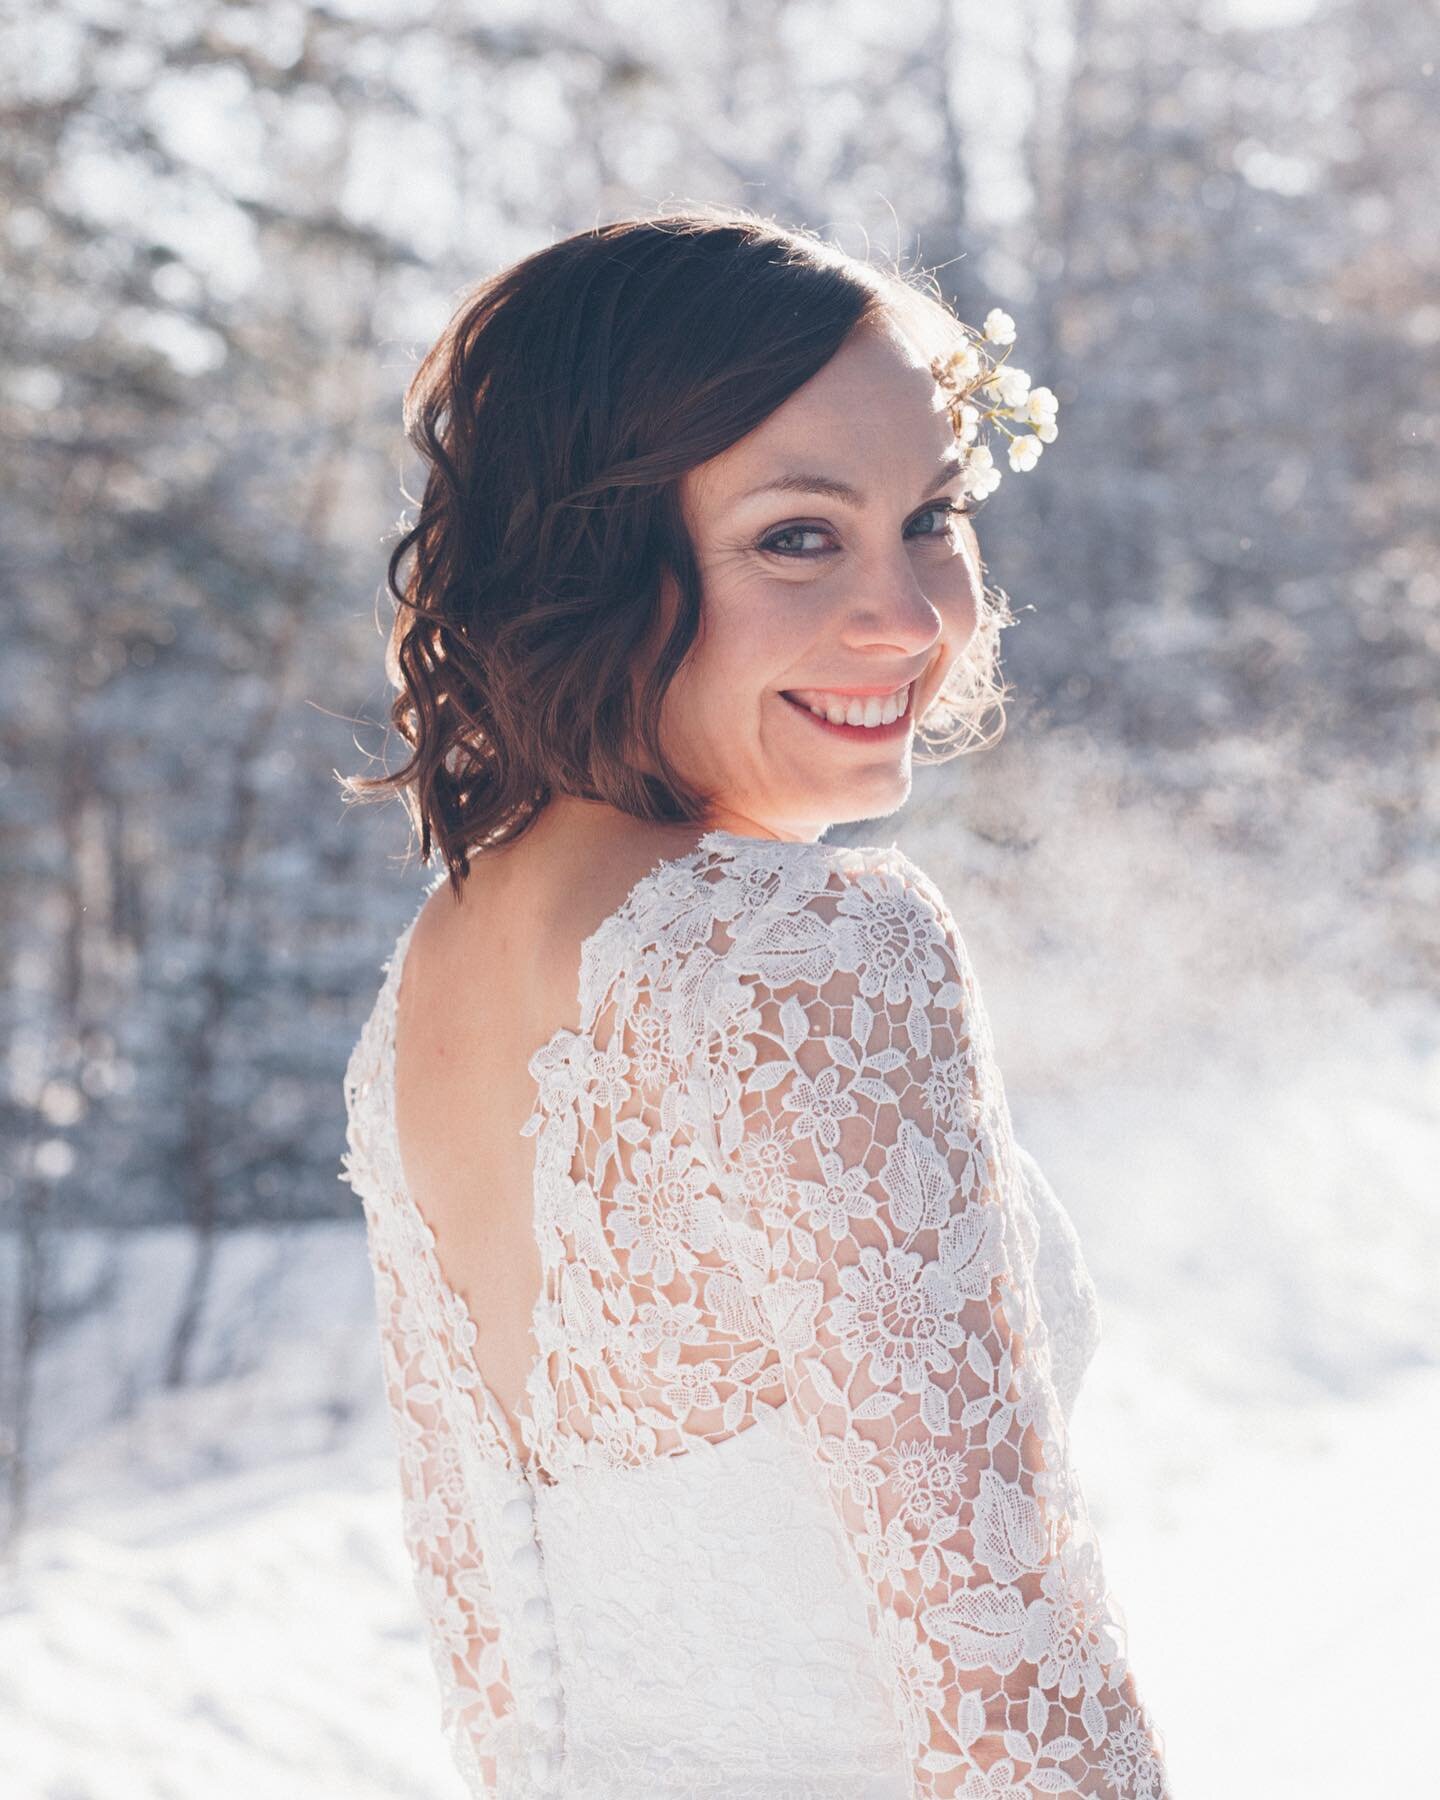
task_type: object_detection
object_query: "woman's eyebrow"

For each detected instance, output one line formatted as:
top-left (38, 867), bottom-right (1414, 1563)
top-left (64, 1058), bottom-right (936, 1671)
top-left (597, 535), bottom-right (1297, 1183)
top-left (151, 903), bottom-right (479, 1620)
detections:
top-left (736, 447), bottom-right (966, 508)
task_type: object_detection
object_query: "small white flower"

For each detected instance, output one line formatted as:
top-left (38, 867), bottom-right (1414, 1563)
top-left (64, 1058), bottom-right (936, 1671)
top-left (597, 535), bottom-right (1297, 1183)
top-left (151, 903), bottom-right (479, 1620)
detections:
top-left (414, 1568), bottom-right (471, 1658)
top-left (815, 1426), bottom-right (886, 1505)
top-left (1099, 1702), bottom-right (1168, 1800)
top-left (782, 1063), bottom-right (859, 1150)
top-left (986, 364), bottom-right (1032, 408)
top-left (937, 342), bottom-right (984, 385)
top-left (1008, 434), bottom-right (1044, 472)
top-left (1022, 1539), bottom-right (1121, 1700)
top-left (962, 444), bottom-right (1001, 499)
top-left (956, 401), bottom-right (981, 446)
top-left (611, 1135), bottom-right (721, 1286)
top-left (877, 1612), bottom-right (949, 1754)
top-left (860, 1513), bottom-right (920, 1587)
top-left (982, 307), bottom-right (1017, 346)
top-left (1026, 384), bottom-right (1059, 427)
top-left (660, 1358), bottom-right (724, 1420)
top-left (831, 1242), bottom-right (969, 1393)
top-left (834, 875), bottom-right (948, 1008)
top-left (794, 1161), bottom-right (875, 1237)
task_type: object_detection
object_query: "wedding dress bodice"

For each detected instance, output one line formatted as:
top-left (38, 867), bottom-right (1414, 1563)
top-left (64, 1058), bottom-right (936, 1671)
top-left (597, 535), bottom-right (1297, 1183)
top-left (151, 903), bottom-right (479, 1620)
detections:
top-left (340, 829), bottom-right (1171, 1798)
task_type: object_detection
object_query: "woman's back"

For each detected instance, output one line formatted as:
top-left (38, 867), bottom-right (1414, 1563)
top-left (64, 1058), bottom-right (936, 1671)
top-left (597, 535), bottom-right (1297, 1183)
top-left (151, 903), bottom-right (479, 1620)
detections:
top-left (340, 826), bottom-right (1168, 1798)
top-left (388, 803), bottom-right (717, 1456)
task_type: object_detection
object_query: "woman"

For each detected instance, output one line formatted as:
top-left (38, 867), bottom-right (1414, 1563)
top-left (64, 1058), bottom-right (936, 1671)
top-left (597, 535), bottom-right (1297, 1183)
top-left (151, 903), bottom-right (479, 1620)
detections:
top-left (340, 207), bottom-right (1173, 1799)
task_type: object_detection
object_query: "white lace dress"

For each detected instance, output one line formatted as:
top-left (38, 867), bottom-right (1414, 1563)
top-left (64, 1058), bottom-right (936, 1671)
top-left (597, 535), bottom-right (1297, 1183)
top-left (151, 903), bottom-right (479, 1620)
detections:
top-left (340, 828), bottom-right (1173, 1799)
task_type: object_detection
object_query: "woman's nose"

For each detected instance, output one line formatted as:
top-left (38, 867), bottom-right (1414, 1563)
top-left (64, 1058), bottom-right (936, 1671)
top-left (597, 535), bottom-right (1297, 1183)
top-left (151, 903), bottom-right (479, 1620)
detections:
top-left (840, 557), bottom-right (945, 654)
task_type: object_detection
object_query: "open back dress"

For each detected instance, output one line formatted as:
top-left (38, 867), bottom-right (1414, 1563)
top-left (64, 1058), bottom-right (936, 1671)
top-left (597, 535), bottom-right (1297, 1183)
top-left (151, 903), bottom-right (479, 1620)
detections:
top-left (339, 827), bottom-right (1173, 1799)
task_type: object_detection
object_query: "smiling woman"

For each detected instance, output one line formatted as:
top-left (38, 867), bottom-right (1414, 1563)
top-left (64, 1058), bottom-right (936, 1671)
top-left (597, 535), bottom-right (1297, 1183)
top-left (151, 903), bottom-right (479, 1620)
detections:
top-left (338, 206), bottom-right (1172, 1799)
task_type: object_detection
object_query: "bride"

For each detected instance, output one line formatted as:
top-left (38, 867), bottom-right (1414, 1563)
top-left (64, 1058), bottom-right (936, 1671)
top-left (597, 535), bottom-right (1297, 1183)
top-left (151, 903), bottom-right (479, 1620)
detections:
top-left (340, 205), bottom-right (1173, 1798)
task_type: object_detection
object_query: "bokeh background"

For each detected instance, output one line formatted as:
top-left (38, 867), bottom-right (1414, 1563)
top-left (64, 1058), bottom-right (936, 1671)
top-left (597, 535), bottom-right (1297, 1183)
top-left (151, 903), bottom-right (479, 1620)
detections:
top-left (2, 0), bottom-right (1436, 1795)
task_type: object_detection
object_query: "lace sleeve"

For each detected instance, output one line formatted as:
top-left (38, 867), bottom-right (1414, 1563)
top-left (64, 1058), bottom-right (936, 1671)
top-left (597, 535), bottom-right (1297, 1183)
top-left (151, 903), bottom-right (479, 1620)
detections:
top-left (707, 853), bottom-right (1172, 1799)
top-left (364, 1214), bottom-right (514, 1795)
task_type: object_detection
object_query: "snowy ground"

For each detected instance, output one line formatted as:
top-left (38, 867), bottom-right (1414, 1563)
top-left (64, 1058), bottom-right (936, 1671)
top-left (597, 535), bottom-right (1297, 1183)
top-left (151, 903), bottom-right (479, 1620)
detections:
top-left (6, 747), bottom-right (1437, 1798)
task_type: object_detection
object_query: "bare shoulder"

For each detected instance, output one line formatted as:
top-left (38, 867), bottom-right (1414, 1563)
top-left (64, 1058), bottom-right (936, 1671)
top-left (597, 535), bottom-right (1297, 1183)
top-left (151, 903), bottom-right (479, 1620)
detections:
top-left (404, 808), bottom-right (716, 999)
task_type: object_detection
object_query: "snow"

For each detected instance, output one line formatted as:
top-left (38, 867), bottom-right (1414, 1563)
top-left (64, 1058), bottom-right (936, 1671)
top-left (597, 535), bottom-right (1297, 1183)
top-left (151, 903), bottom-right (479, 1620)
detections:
top-left (1, 1226), bottom-right (467, 1799)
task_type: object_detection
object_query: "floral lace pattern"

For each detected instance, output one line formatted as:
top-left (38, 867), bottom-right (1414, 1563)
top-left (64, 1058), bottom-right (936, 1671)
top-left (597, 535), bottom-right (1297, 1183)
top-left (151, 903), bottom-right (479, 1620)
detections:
top-left (341, 829), bottom-right (1172, 1797)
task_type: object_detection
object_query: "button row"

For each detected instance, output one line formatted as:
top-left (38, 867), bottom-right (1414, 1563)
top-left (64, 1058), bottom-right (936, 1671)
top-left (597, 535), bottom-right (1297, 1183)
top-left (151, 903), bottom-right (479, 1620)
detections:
top-left (498, 1483), bottom-right (564, 1793)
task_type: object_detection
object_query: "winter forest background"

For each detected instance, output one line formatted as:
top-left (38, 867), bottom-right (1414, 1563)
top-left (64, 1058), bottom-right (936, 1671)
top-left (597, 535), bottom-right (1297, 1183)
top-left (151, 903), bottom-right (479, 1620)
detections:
top-left (2, 0), bottom-right (1436, 1794)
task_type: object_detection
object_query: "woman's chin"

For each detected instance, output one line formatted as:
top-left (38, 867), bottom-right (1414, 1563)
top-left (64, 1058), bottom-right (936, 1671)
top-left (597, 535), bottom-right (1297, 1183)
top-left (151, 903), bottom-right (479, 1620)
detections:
top-left (801, 766), bottom-right (913, 826)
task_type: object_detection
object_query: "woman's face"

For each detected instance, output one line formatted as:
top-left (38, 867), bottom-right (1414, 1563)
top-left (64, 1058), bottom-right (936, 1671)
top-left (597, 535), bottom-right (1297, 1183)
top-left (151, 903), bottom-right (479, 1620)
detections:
top-left (658, 314), bottom-right (983, 843)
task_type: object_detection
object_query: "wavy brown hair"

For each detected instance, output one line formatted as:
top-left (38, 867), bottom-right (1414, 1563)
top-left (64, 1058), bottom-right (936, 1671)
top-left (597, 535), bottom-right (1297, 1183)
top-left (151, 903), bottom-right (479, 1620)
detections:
top-left (342, 204), bottom-right (1016, 894)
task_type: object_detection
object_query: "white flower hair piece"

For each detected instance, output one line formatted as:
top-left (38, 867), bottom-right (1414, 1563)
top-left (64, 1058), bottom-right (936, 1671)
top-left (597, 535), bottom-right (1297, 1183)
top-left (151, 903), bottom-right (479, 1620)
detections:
top-left (931, 306), bottom-right (1060, 500)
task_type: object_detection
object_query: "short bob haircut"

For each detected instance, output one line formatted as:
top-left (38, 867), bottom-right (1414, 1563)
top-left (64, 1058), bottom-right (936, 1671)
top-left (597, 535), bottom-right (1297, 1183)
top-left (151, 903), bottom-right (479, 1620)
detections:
top-left (344, 204), bottom-right (1016, 894)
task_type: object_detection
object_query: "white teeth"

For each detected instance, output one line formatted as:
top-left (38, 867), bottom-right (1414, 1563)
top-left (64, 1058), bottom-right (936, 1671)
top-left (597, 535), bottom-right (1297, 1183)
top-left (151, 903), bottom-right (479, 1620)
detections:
top-left (794, 683), bottom-right (911, 728)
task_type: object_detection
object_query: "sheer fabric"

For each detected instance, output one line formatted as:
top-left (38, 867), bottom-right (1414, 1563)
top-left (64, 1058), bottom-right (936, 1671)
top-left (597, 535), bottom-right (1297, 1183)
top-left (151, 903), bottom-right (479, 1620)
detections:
top-left (340, 828), bottom-right (1172, 1798)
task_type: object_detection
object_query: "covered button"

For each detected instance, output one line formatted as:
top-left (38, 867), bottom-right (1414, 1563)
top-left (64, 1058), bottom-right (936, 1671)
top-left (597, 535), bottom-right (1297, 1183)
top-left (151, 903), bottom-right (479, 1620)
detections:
top-left (509, 1541), bottom-right (542, 1581)
top-left (501, 1495), bottom-right (534, 1533)
top-left (527, 1746), bottom-right (560, 1789)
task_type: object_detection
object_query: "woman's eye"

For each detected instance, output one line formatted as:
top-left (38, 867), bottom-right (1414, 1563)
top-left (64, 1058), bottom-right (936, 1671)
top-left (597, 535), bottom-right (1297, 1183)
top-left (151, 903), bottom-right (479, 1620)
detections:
top-left (758, 524), bottom-right (834, 557)
top-left (907, 500), bottom-right (971, 538)
top-left (758, 501), bottom-right (974, 560)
